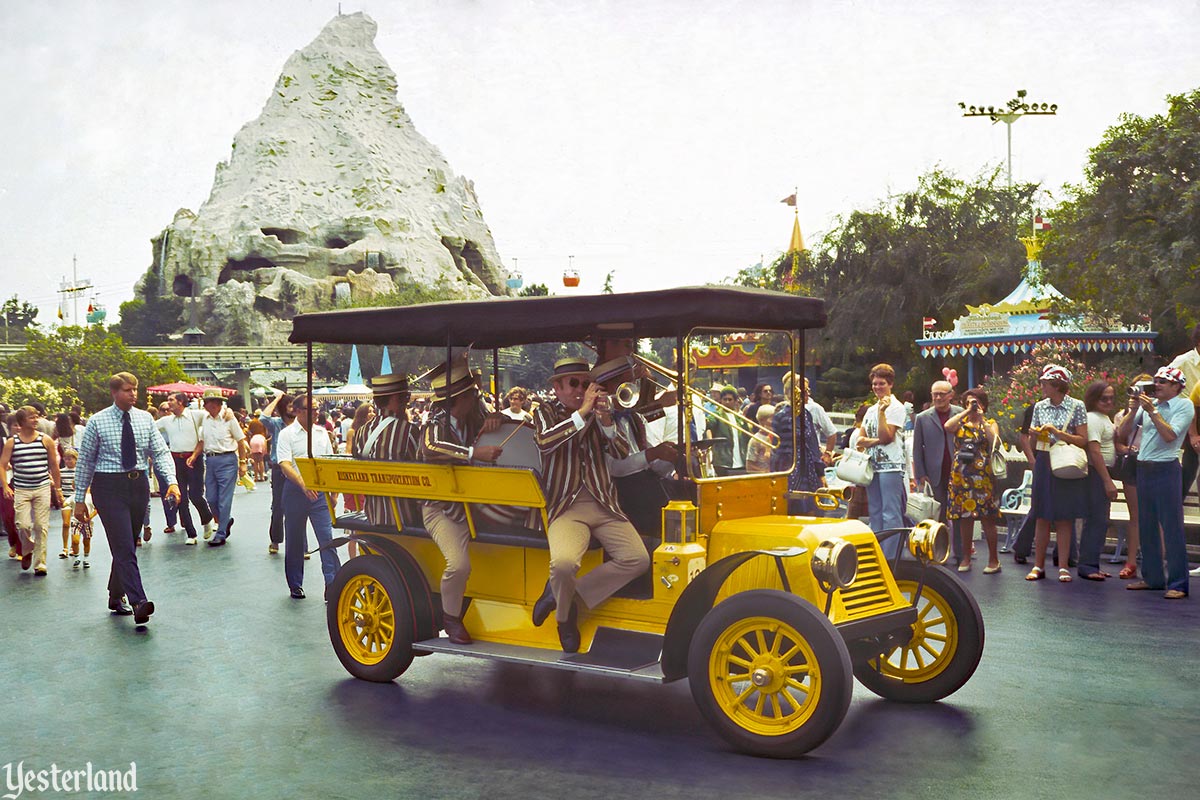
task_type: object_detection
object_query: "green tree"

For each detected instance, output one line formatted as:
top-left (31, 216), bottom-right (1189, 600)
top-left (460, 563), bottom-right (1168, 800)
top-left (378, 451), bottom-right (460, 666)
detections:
top-left (518, 283), bottom-right (550, 297)
top-left (114, 293), bottom-right (186, 345)
top-left (1042, 88), bottom-right (1200, 355)
top-left (1, 326), bottom-right (186, 412)
top-left (810, 167), bottom-right (1035, 394)
top-left (2, 295), bottom-right (40, 344)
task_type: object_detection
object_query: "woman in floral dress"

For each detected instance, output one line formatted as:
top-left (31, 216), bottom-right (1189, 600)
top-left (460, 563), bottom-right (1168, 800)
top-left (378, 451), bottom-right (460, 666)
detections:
top-left (944, 388), bottom-right (1002, 574)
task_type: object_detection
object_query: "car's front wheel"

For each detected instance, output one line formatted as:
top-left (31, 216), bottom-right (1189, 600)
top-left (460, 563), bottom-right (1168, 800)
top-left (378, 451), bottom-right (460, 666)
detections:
top-left (687, 590), bottom-right (853, 758)
top-left (853, 560), bottom-right (984, 702)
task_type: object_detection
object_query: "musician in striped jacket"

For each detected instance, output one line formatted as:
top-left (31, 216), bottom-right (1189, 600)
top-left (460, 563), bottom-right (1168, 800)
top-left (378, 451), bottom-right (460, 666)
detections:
top-left (352, 372), bottom-right (421, 531)
top-left (419, 354), bottom-right (503, 645)
top-left (531, 357), bottom-right (650, 652)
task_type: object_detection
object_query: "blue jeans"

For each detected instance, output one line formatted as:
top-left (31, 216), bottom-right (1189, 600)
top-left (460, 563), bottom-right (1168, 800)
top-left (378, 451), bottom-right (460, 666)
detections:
top-left (269, 463), bottom-right (285, 545)
top-left (282, 481), bottom-right (340, 591)
top-left (1136, 460), bottom-right (1188, 593)
top-left (204, 452), bottom-right (238, 540)
top-left (868, 470), bottom-right (906, 558)
top-left (1078, 468), bottom-right (1111, 577)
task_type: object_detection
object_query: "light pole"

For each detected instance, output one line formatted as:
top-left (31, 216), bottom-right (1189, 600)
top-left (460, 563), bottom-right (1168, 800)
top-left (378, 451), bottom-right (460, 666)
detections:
top-left (959, 89), bottom-right (1057, 189)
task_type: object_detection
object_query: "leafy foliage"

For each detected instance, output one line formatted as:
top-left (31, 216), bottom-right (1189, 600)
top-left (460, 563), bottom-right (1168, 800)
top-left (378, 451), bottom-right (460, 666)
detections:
top-left (0, 376), bottom-right (80, 414)
top-left (1043, 88), bottom-right (1200, 354)
top-left (1, 326), bottom-right (186, 412)
top-left (978, 343), bottom-right (1142, 444)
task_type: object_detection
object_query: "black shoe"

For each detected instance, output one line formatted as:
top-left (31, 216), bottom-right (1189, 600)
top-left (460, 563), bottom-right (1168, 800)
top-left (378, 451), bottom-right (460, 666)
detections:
top-left (531, 580), bottom-right (556, 627)
top-left (556, 600), bottom-right (580, 653)
top-left (133, 600), bottom-right (155, 624)
top-left (108, 596), bottom-right (134, 615)
top-left (226, 517), bottom-right (234, 538)
top-left (207, 536), bottom-right (227, 547)
top-left (290, 587), bottom-right (305, 599)
top-left (1013, 554), bottom-right (1028, 565)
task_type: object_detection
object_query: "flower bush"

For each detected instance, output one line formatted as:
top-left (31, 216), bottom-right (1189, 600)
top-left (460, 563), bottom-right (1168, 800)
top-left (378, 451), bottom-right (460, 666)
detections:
top-left (980, 343), bottom-right (1144, 445)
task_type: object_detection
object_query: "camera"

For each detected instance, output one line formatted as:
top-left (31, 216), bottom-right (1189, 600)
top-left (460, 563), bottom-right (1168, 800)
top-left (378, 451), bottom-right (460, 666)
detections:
top-left (1128, 381), bottom-right (1155, 398)
top-left (957, 439), bottom-right (979, 464)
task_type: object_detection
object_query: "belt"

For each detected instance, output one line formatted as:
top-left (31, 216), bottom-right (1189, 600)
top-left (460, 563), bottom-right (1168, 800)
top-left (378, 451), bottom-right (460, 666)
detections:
top-left (205, 451), bottom-right (238, 456)
top-left (171, 452), bottom-right (193, 459)
top-left (97, 470), bottom-right (145, 480)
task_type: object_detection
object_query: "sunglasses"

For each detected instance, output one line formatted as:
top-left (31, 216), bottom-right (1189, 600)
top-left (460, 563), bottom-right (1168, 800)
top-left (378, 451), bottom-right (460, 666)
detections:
top-left (1153, 378), bottom-right (1173, 384)
top-left (567, 377), bottom-right (591, 389)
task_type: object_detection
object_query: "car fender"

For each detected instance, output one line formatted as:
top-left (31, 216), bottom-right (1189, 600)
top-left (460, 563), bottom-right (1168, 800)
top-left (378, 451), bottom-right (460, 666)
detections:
top-left (660, 547), bottom-right (807, 681)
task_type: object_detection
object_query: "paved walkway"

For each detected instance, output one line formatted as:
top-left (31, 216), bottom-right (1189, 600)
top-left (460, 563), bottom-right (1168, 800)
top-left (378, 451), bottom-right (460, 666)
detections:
top-left (3, 482), bottom-right (1199, 799)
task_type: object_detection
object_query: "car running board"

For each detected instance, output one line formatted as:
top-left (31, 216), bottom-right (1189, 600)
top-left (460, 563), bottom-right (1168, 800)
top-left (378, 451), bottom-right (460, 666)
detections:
top-left (414, 627), bottom-right (666, 683)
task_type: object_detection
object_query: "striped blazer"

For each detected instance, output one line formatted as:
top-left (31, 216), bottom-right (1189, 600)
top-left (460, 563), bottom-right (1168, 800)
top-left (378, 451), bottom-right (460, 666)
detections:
top-left (534, 400), bottom-right (632, 523)
top-left (420, 402), bottom-right (486, 523)
top-left (352, 412), bottom-right (421, 529)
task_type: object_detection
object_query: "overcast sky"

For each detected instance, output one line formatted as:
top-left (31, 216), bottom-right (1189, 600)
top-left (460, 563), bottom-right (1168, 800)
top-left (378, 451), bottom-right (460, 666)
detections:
top-left (1, 0), bottom-right (1197, 328)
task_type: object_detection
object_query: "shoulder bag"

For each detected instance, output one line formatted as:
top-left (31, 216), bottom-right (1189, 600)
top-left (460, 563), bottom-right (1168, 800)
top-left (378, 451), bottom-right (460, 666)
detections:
top-left (1049, 440), bottom-right (1088, 479)
top-left (834, 448), bottom-right (875, 487)
top-left (989, 429), bottom-right (1008, 479)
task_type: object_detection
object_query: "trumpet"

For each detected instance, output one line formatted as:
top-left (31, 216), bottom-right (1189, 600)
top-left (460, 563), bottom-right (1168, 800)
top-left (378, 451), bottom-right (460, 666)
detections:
top-left (610, 354), bottom-right (778, 444)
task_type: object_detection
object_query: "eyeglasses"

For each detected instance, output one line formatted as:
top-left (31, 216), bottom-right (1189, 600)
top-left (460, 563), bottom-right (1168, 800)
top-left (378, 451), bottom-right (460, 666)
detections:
top-left (567, 377), bottom-right (591, 389)
top-left (1153, 378), bottom-right (1172, 384)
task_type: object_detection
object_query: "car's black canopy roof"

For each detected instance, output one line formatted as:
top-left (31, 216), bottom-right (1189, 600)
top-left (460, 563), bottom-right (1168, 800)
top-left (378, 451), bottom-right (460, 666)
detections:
top-left (290, 286), bottom-right (825, 348)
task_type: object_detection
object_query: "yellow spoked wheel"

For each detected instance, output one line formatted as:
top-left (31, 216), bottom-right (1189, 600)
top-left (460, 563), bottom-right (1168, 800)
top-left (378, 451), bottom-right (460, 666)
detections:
top-left (327, 555), bottom-right (414, 682)
top-left (688, 590), bottom-right (852, 758)
top-left (854, 561), bottom-right (984, 703)
top-left (338, 574), bottom-right (396, 666)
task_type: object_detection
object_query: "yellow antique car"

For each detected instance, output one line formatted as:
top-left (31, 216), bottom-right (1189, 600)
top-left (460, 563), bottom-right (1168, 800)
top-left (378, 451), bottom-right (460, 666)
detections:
top-left (288, 286), bottom-right (983, 758)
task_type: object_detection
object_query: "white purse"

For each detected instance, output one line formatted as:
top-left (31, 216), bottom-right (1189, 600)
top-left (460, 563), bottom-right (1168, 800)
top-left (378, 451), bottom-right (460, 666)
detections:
top-left (1049, 441), bottom-right (1088, 479)
top-left (906, 480), bottom-right (941, 523)
top-left (835, 448), bottom-right (875, 487)
top-left (989, 431), bottom-right (1008, 479)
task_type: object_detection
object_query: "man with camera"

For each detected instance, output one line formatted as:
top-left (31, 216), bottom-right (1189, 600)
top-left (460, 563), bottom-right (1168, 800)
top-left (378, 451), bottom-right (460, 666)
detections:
top-left (1119, 367), bottom-right (1195, 599)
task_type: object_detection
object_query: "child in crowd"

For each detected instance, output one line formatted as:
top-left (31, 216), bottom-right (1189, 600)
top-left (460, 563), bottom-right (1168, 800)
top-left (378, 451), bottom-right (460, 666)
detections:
top-left (746, 404), bottom-right (778, 473)
top-left (59, 447), bottom-right (77, 559)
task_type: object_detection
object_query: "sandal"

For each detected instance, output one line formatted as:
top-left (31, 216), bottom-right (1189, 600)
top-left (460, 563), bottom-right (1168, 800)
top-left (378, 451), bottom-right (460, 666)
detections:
top-left (983, 564), bottom-right (1002, 574)
top-left (1164, 589), bottom-right (1188, 600)
top-left (1025, 566), bottom-right (1045, 581)
top-left (1080, 571), bottom-right (1109, 581)
top-left (1126, 581), bottom-right (1156, 590)
top-left (1118, 564), bottom-right (1138, 580)
top-left (1058, 568), bottom-right (1073, 583)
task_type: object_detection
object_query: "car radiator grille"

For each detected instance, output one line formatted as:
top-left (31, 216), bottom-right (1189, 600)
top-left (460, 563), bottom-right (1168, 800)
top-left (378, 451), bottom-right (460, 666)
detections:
top-left (838, 542), bottom-right (893, 617)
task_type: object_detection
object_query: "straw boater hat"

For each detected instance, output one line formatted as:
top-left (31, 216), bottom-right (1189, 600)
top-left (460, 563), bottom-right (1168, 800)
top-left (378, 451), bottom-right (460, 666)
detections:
top-left (589, 356), bottom-right (635, 387)
top-left (201, 388), bottom-right (226, 402)
top-left (369, 372), bottom-right (410, 397)
top-left (424, 353), bottom-right (480, 400)
top-left (549, 356), bottom-right (592, 384)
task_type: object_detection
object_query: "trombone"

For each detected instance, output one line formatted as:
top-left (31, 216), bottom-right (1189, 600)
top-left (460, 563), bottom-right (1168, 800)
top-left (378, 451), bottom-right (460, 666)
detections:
top-left (610, 354), bottom-right (778, 445)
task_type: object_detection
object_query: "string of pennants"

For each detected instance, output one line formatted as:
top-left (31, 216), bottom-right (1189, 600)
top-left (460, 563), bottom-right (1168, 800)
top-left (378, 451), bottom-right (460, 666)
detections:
top-left (919, 336), bottom-right (1156, 358)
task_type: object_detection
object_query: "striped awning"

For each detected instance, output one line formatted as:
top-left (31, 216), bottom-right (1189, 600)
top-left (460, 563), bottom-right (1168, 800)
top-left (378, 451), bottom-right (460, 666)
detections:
top-left (916, 331), bottom-right (1157, 359)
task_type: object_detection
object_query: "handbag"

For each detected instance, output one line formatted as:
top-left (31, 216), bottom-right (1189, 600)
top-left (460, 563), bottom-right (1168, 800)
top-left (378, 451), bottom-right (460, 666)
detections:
top-left (906, 480), bottom-right (941, 522)
top-left (1049, 441), bottom-right (1088, 479)
top-left (989, 430), bottom-right (1008, 479)
top-left (1109, 451), bottom-right (1138, 483)
top-left (834, 448), bottom-right (875, 487)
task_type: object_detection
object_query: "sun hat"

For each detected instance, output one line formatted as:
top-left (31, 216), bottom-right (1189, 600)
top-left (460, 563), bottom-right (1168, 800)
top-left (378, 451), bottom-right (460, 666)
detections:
top-left (1154, 366), bottom-right (1186, 387)
top-left (369, 372), bottom-right (410, 397)
top-left (201, 388), bottom-right (226, 402)
top-left (1039, 364), bottom-right (1072, 383)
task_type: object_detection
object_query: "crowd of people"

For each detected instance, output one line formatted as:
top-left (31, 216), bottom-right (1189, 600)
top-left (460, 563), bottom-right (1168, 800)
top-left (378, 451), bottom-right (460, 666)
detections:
top-left (4, 325), bottom-right (1198, 633)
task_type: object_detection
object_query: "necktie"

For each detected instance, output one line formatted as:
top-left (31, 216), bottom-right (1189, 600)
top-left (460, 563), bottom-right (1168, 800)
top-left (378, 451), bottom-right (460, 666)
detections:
top-left (121, 410), bottom-right (136, 471)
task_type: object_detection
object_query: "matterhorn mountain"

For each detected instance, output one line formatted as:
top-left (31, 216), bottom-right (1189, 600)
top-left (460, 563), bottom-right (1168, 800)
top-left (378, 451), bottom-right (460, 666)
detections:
top-left (140, 12), bottom-right (508, 345)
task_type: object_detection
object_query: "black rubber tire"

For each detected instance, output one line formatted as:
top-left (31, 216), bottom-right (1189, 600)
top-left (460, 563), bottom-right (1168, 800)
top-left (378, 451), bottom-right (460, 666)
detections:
top-left (853, 560), bottom-right (985, 703)
top-left (687, 590), bottom-right (853, 758)
top-left (326, 555), bottom-right (415, 682)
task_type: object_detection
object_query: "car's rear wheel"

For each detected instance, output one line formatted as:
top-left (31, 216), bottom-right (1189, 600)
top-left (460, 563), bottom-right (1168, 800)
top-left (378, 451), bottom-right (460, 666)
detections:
top-left (853, 560), bottom-right (984, 702)
top-left (687, 590), bottom-right (853, 758)
top-left (327, 555), bottom-right (414, 682)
